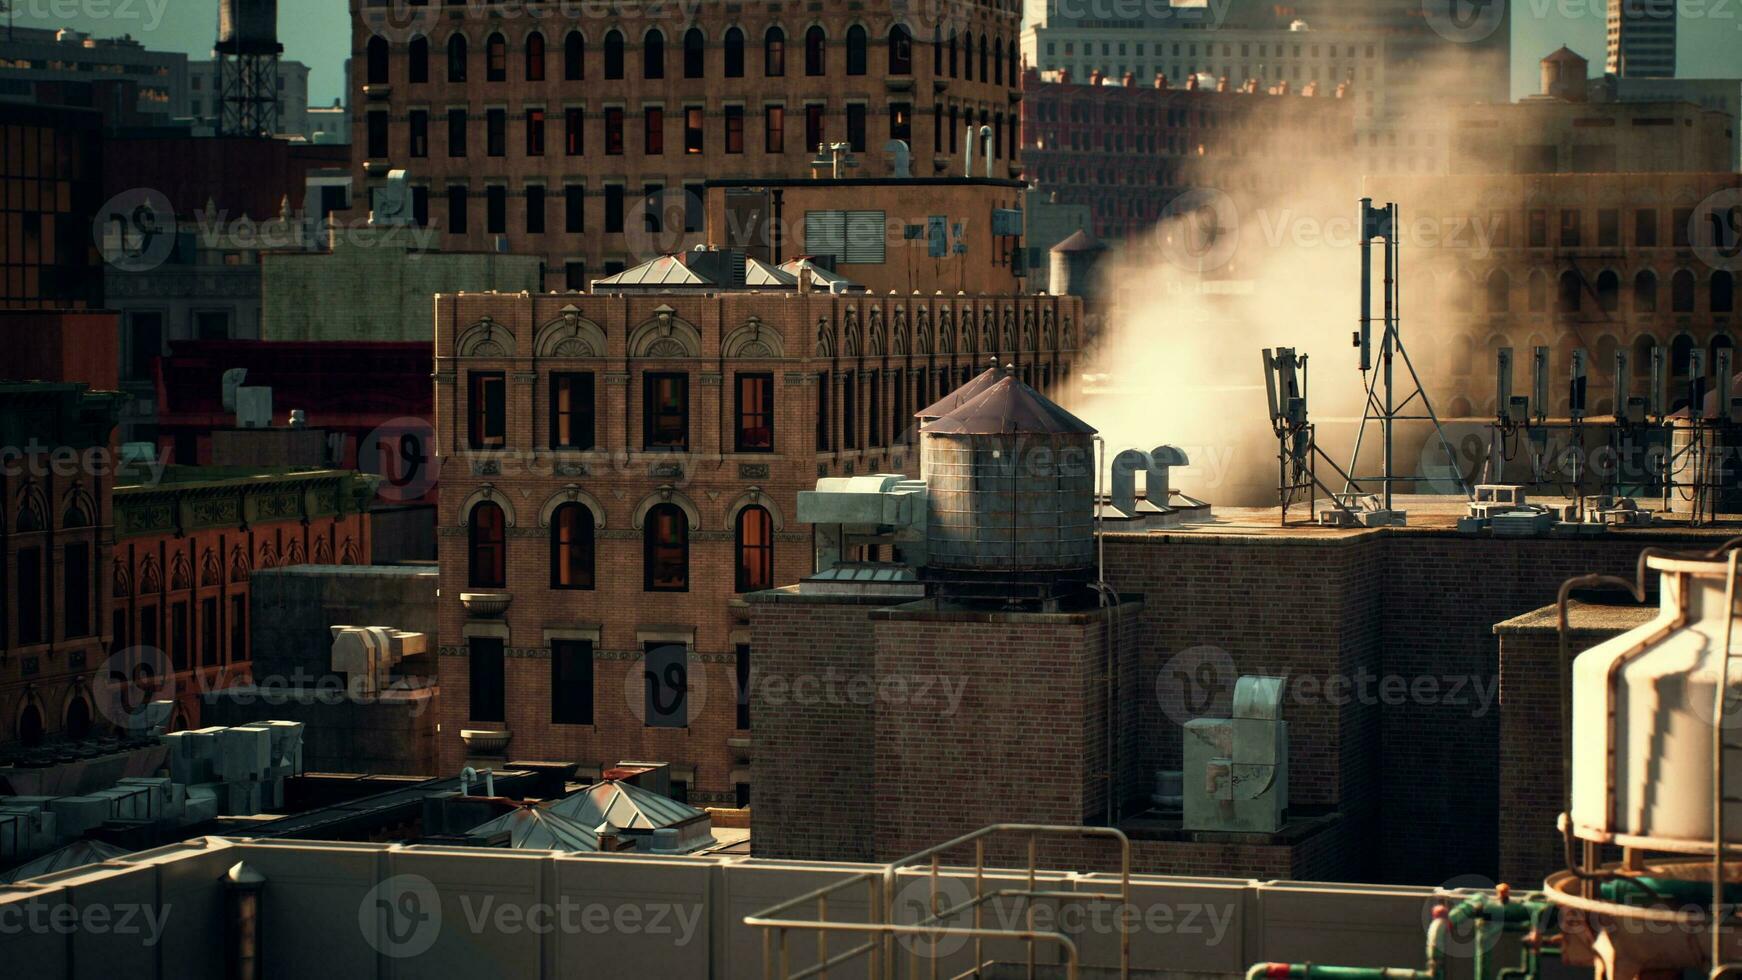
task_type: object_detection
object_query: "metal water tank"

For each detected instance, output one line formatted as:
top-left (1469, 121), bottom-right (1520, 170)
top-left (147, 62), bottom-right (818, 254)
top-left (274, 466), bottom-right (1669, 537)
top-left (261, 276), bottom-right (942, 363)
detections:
top-left (920, 372), bottom-right (1097, 571)
top-left (913, 360), bottom-right (1002, 425)
top-left (217, 0), bottom-right (280, 52)
top-left (1571, 554), bottom-right (1742, 847)
top-left (1048, 229), bottom-right (1108, 300)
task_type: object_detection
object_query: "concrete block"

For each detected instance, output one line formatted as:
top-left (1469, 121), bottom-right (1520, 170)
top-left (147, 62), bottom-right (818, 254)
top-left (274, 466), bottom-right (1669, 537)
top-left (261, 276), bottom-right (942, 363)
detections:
top-left (47, 796), bottom-right (110, 837)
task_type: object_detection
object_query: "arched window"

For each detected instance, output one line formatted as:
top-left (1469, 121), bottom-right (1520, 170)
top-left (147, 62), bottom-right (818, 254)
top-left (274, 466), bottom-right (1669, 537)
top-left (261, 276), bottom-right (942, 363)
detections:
top-left (644, 503), bottom-right (689, 592)
top-left (1597, 270), bottom-right (1620, 313)
top-left (764, 27), bottom-right (786, 77)
top-left (644, 28), bottom-right (665, 79)
top-left (1716, 271), bottom-right (1736, 314)
top-left (469, 501), bottom-right (507, 588)
top-left (486, 33), bottom-right (507, 82)
top-left (684, 27), bottom-right (705, 78)
top-left (1672, 333), bottom-right (1695, 384)
top-left (961, 31), bottom-right (972, 81)
top-left (1673, 269), bottom-right (1697, 313)
top-left (949, 29), bottom-right (959, 78)
top-left (993, 35), bottom-right (1004, 85)
top-left (525, 32), bottom-right (546, 82)
top-left (933, 26), bottom-right (944, 75)
top-left (1557, 271), bottom-right (1581, 314)
top-left (846, 25), bottom-right (868, 76)
top-left (17, 702), bottom-right (43, 747)
top-left (1008, 40), bottom-right (1018, 84)
top-left (805, 26), bottom-right (826, 76)
top-left (550, 503), bottom-right (595, 590)
top-left (1634, 270), bottom-right (1658, 313)
top-left (62, 503), bottom-right (92, 639)
top-left (65, 697), bottom-right (92, 740)
top-left (735, 506), bottom-right (774, 593)
top-left (605, 29), bottom-right (625, 79)
top-left (447, 34), bottom-right (468, 83)
top-left (889, 24), bottom-right (912, 75)
top-left (367, 36), bottom-right (391, 85)
top-left (1527, 271), bottom-right (1547, 313)
top-left (409, 36), bottom-right (429, 84)
top-left (979, 34), bottom-right (989, 82)
top-left (1485, 269), bottom-right (1509, 314)
top-left (564, 31), bottom-right (585, 80)
top-left (724, 27), bottom-right (745, 77)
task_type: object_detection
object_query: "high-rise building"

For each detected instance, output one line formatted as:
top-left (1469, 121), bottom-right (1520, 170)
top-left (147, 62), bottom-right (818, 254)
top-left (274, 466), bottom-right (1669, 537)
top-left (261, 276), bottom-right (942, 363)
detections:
top-left (1607, 0), bottom-right (1678, 78)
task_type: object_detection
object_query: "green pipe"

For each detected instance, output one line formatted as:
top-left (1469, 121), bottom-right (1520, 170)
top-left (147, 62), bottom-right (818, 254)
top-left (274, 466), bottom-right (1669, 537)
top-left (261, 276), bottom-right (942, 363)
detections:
top-left (1246, 964), bottom-right (1430, 980)
top-left (1252, 892), bottom-right (1559, 980)
top-left (1600, 876), bottom-right (1742, 907)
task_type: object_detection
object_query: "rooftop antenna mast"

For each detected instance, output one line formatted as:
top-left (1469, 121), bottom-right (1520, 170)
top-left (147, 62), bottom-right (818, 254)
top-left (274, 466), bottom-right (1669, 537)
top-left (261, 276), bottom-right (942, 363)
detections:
top-left (1344, 198), bottom-right (1470, 514)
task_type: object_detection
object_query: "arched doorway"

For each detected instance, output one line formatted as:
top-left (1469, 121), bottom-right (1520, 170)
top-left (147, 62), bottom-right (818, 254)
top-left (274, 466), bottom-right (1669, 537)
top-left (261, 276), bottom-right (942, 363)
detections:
top-left (17, 702), bottom-right (45, 747)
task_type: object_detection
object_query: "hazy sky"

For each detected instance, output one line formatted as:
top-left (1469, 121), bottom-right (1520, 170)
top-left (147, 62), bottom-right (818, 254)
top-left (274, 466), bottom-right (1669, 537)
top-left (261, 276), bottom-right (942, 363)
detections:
top-left (8, 0), bottom-right (1740, 107)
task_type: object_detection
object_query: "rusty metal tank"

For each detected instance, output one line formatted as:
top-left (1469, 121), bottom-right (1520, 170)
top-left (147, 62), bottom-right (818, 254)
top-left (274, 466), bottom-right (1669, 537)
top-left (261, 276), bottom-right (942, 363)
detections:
top-left (919, 370), bottom-right (1097, 572)
top-left (217, 0), bottom-right (280, 53)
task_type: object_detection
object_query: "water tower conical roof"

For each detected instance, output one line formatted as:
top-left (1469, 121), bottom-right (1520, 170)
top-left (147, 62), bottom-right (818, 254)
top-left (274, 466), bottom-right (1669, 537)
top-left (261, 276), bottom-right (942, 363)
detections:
top-left (921, 375), bottom-right (1097, 436)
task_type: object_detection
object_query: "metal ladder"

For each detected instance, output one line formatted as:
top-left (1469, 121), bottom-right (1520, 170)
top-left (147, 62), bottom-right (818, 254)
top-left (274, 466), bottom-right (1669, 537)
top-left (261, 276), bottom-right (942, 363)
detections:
top-left (1714, 550), bottom-right (1742, 977)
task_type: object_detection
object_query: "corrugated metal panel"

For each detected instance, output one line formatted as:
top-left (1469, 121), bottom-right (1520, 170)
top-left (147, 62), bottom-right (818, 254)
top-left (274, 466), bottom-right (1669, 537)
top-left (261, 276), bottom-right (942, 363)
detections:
top-left (844, 211), bottom-right (887, 264)
top-left (466, 806), bottom-right (601, 852)
top-left (804, 211), bottom-right (847, 262)
top-left (544, 779), bottom-right (705, 831)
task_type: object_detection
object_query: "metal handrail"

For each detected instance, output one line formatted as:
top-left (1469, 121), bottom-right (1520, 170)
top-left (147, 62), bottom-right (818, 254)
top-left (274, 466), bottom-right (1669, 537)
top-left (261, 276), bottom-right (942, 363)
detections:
top-left (745, 822), bottom-right (1133, 980)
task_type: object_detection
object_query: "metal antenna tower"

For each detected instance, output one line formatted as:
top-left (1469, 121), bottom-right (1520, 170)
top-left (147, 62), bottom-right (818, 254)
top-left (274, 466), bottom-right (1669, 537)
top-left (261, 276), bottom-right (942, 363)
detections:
top-left (1344, 198), bottom-right (1470, 510)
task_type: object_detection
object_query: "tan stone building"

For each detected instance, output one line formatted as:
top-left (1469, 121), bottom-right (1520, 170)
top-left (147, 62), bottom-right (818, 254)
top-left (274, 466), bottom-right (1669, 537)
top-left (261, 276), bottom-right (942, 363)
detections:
top-left (350, 0), bottom-right (1025, 290)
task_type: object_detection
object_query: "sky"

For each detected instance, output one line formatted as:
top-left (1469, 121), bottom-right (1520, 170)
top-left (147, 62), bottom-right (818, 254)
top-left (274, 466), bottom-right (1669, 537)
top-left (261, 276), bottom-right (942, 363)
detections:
top-left (7, 0), bottom-right (1740, 107)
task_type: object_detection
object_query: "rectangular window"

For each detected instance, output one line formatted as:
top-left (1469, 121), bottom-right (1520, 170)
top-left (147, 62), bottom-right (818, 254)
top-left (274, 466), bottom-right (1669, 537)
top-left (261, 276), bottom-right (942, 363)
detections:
top-left (1598, 208), bottom-right (1619, 248)
top-left (526, 185), bottom-right (545, 234)
top-left (605, 108), bottom-right (624, 155)
top-left (806, 104), bottom-right (825, 153)
top-left (487, 108), bottom-right (506, 156)
top-left (468, 637), bottom-right (506, 723)
top-left (892, 368), bottom-right (906, 444)
top-left (725, 105), bottom-right (744, 153)
top-left (868, 369), bottom-right (882, 445)
top-left (645, 107), bottom-right (665, 155)
top-left (1560, 209), bottom-right (1581, 248)
top-left (816, 370), bottom-right (831, 451)
top-left (170, 601), bottom-right (189, 673)
top-left (17, 546), bottom-right (42, 645)
top-left (644, 642), bottom-right (688, 728)
top-left (469, 371), bottom-right (506, 449)
top-left (63, 541), bottom-right (90, 638)
top-left (765, 105), bottom-right (785, 153)
top-left (409, 109), bottom-right (429, 157)
top-left (605, 185), bottom-right (625, 233)
top-left (447, 108), bottom-right (468, 157)
top-left (565, 184), bottom-right (585, 233)
top-left (1673, 207), bottom-right (1693, 247)
top-left (735, 373), bottom-right (775, 452)
top-left (551, 639), bottom-right (594, 725)
top-left (140, 604), bottom-right (159, 655)
top-left (565, 261), bottom-right (587, 291)
top-left (643, 372), bottom-right (690, 451)
top-left (565, 107), bottom-right (584, 155)
top-left (229, 594), bottom-right (247, 662)
top-left (736, 644), bottom-right (751, 730)
top-left (550, 372), bottom-right (596, 450)
top-left (486, 185), bottom-right (507, 234)
top-left (1636, 208), bottom-right (1659, 247)
top-left (413, 185), bottom-right (430, 227)
top-left (201, 596), bottom-right (220, 667)
top-left (846, 103), bottom-right (867, 152)
top-left (128, 313), bottom-right (163, 382)
top-left (526, 108), bottom-right (545, 156)
top-left (842, 373), bottom-right (858, 450)
top-left (448, 185), bottom-right (469, 235)
top-left (685, 106), bottom-right (704, 154)
top-left (683, 182), bottom-right (705, 234)
top-left (890, 102), bottom-right (911, 144)
top-left (1527, 209), bottom-right (1547, 248)
top-left (643, 184), bottom-right (664, 234)
top-left (367, 110), bottom-right (389, 158)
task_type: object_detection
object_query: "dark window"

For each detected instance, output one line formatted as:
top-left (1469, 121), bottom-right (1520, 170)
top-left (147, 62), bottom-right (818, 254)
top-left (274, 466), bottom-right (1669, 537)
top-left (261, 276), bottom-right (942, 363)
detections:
top-left (565, 31), bottom-right (586, 80)
top-left (448, 108), bottom-right (467, 157)
top-left (736, 373), bottom-right (774, 452)
top-left (643, 642), bottom-right (689, 726)
top-left (725, 28), bottom-right (745, 77)
top-left (1557, 271), bottom-right (1581, 313)
top-left (367, 37), bottom-right (390, 84)
top-left (551, 639), bottom-right (594, 725)
top-left (229, 594), bottom-right (247, 662)
top-left (486, 185), bottom-right (507, 234)
top-left (1674, 269), bottom-right (1697, 312)
top-left (448, 34), bottom-right (468, 82)
top-left (448, 185), bottom-right (468, 234)
top-left (643, 372), bottom-right (689, 450)
top-left (1717, 272), bottom-right (1736, 315)
top-left (683, 183), bottom-right (704, 233)
top-left (113, 608), bottom-right (128, 653)
top-left (469, 371), bottom-right (506, 449)
top-left (565, 261), bottom-right (587, 290)
top-left (765, 27), bottom-right (786, 77)
top-left (526, 185), bottom-right (545, 234)
top-left (468, 637), bottom-right (505, 723)
top-left (736, 783), bottom-right (751, 808)
top-left (1635, 271), bottom-right (1658, 313)
top-left (487, 108), bottom-right (506, 156)
top-left (140, 604), bottom-right (159, 655)
top-left (1597, 270), bottom-right (1620, 313)
top-left (128, 313), bottom-right (162, 382)
top-left (487, 33), bottom-right (507, 82)
top-left (842, 373), bottom-right (858, 449)
top-left (1636, 208), bottom-right (1659, 247)
top-left (63, 541), bottom-right (90, 638)
top-left (816, 370), bottom-right (831, 451)
top-left (409, 109), bottom-right (429, 157)
top-left (644, 107), bottom-right (665, 155)
top-left (1674, 208), bottom-right (1693, 248)
top-left (526, 108), bottom-right (545, 156)
top-left (550, 503), bottom-right (596, 589)
top-left (889, 25), bottom-right (912, 74)
top-left (565, 107), bottom-right (584, 155)
top-left (170, 601), bottom-right (189, 672)
top-left (605, 108), bottom-right (624, 155)
top-left (367, 110), bottom-right (389, 158)
top-left (765, 105), bottom-right (785, 153)
top-left (605, 30), bottom-right (625, 78)
top-left (17, 547), bottom-right (42, 645)
top-left (1598, 209), bottom-right (1619, 247)
top-left (735, 644), bottom-right (752, 730)
top-left (684, 28), bottom-right (705, 77)
top-left (644, 29), bottom-right (666, 79)
top-left (846, 104), bottom-right (867, 152)
top-left (890, 102), bottom-right (911, 144)
top-left (847, 26), bottom-right (868, 75)
top-left (526, 32), bottom-right (546, 81)
top-left (806, 104), bottom-right (825, 152)
top-left (725, 105), bottom-right (744, 153)
top-left (1560, 210), bottom-right (1581, 248)
top-left (642, 183), bottom-right (664, 234)
top-left (1527, 209), bottom-right (1547, 248)
top-left (684, 106), bottom-right (703, 154)
top-left (409, 37), bottom-right (429, 83)
top-left (805, 26), bottom-right (826, 76)
top-left (200, 596), bottom-right (219, 667)
top-left (469, 501), bottom-right (507, 588)
top-left (644, 506), bottom-right (690, 592)
top-left (566, 185), bottom-right (585, 232)
top-left (736, 505), bottom-right (774, 592)
top-left (605, 185), bottom-right (625, 233)
top-left (868, 369), bottom-right (882, 444)
top-left (550, 372), bottom-right (595, 449)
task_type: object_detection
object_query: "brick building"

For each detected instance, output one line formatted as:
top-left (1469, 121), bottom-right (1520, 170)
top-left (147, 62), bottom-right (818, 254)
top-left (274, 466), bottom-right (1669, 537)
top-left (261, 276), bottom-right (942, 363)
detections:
top-left (432, 273), bottom-right (1081, 803)
top-left (1020, 68), bottom-right (1355, 242)
top-left (348, 0), bottom-right (1024, 289)
top-left (0, 102), bottom-right (104, 311)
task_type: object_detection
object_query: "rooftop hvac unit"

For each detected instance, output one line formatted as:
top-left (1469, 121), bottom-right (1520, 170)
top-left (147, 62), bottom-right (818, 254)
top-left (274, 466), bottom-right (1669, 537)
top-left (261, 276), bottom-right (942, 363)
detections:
top-left (235, 387), bottom-right (273, 429)
top-left (992, 209), bottom-right (1024, 237)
